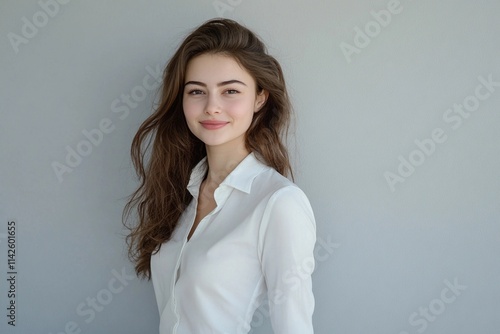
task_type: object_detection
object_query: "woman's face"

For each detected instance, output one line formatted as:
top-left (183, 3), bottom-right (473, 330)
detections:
top-left (183, 53), bottom-right (267, 151)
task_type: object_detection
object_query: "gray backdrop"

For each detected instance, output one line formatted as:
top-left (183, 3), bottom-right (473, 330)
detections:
top-left (1, 0), bottom-right (499, 333)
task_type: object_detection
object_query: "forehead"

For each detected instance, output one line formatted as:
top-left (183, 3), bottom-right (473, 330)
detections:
top-left (185, 53), bottom-right (255, 85)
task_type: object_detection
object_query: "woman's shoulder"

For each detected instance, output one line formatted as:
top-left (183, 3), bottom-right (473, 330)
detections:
top-left (252, 164), bottom-right (308, 202)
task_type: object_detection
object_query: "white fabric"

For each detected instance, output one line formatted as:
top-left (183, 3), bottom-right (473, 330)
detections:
top-left (151, 152), bottom-right (316, 334)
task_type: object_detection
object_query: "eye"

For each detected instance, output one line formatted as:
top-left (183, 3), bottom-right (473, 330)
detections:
top-left (187, 89), bottom-right (204, 95)
top-left (224, 89), bottom-right (239, 95)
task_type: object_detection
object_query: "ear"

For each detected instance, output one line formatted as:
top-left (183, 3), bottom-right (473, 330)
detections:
top-left (254, 89), bottom-right (269, 112)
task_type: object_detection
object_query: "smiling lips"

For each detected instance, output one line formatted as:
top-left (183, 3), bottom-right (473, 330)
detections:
top-left (200, 120), bottom-right (229, 130)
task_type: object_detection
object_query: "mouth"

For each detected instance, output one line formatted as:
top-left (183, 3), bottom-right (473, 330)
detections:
top-left (200, 120), bottom-right (229, 130)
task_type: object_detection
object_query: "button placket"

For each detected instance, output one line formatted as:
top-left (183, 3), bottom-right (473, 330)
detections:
top-left (171, 185), bottom-right (234, 331)
top-left (170, 200), bottom-right (196, 327)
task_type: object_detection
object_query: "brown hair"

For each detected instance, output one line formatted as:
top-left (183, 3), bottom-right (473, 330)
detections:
top-left (123, 18), bottom-right (294, 279)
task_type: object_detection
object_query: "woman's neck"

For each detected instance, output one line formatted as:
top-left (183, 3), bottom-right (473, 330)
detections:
top-left (204, 144), bottom-right (250, 187)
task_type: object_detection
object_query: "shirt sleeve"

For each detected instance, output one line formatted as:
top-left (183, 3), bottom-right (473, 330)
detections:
top-left (258, 185), bottom-right (317, 333)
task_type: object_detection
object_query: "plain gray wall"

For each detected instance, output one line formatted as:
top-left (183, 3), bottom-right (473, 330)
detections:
top-left (1, 0), bottom-right (499, 333)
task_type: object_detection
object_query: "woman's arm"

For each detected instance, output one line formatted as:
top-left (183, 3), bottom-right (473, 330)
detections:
top-left (258, 185), bottom-right (317, 333)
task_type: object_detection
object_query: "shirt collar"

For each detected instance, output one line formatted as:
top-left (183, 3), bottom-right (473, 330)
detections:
top-left (187, 152), bottom-right (268, 197)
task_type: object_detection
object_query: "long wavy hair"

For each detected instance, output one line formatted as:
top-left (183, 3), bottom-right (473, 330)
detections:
top-left (123, 18), bottom-right (294, 279)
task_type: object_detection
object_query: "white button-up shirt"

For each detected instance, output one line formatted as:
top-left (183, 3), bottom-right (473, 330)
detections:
top-left (151, 152), bottom-right (316, 334)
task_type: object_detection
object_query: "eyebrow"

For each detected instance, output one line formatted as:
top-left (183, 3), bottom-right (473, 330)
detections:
top-left (184, 80), bottom-right (247, 87)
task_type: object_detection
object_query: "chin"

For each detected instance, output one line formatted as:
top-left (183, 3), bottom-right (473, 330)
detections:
top-left (203, 141), bottom-right (231, 148)
top-left (203, 137), bottom-right (246, 150)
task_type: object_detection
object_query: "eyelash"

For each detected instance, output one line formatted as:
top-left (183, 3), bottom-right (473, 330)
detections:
top-left (186, 89), bottom-right (240, 95)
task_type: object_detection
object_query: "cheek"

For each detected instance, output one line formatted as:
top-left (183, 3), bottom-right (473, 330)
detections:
top-left (182, 104), bottom-right (197, 134)
top-left (226, 98), bottom-right (255, 119)
top-left (182, 99), bottom-right (198, 120)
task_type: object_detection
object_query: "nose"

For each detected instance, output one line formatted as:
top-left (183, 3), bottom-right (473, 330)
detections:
top-left (204, 93), bottom-right (221, 115)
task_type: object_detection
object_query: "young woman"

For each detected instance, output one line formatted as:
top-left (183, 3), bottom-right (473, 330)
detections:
top-left (123, 18), bottom-right (316, 334)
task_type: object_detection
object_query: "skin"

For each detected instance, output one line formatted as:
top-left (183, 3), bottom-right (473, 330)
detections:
top-left (182, 53), bottom-right (268, 241)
